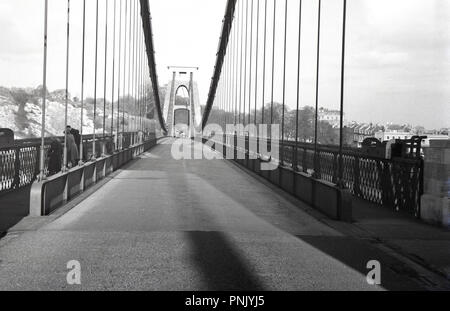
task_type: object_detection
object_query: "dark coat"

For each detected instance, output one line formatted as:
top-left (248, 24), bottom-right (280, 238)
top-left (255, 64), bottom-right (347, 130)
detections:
top-left (70, 129), bottom-right (81, 148)
top-left (48, 139), bottom-right (62, 176)
top-left (66, 133), bottom-right (79, 165)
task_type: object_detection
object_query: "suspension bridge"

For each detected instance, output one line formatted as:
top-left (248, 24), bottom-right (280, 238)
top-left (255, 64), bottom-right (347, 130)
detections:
top-left (0, 0), bottom-right (449, 291)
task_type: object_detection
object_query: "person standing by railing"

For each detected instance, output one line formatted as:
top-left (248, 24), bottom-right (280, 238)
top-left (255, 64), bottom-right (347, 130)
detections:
top-left (66, 126), bottom-right (84, 162)
top-left (64, 130), bottom-right (79, 168)
top-left (67, 126), bottom-right (81, 150)
top-left (47, 138), bottom-right (62, 176)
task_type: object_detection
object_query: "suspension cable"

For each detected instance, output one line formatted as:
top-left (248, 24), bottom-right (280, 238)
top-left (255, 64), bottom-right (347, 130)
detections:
top-left (103, 0), bottom-right (109, 139)
top-left (79, 0), bottom-right (86, 163)
top-left (239, 0), bottom-right (244, 126)
top-left (63, 0), bottom-right (71, 170)
top-left (233, 5), bottom-right (237, 128)
top-left (111, 0), bottom-right (116, 140)
top-left (127, 0), bottom-right (132, 136)
top-left (313, 0), bottom-right (322, 177)
top-left (261, 0), bottom-right (267, 127)
top-left (138, 20), bottom-right (141, 135)
top-left (133, 0), bottom-right (138, 136)
top-left (130, 0), bottom-right (135, 136)
top-left (93, 0), bottom-right (99, 159)
top-left (243, 0), bottom-right (248, 127)
top-left (138, 21), bottom-right (142, 136)
top-left (281, 0), bottom-right (288, 166)
top-left (294, 0), bottom-right (303, 171)
top-left (254, 0), bottom-right (260, 127)
top-left (202, 0), bottom-right (237, 130)
top-left (270, 0), bottom-right (276, 128)
top-left (134, 3), bottom-right (137, 135)
top-left (122, 0), bottom-right (128, 141)
top-left (39, 0), bottom-right (49, 180)
top-left (248, 0), bottom-right (254, 126)
top-left (338, 0), bottom-right (347, 185)
top-left (117, 0), bottom-right (122, 148)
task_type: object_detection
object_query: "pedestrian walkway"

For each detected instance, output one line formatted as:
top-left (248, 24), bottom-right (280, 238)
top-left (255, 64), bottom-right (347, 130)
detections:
top-left (0, 186), bottom-right (31, 235)
top-left (0, 139), bottom-right (446, 290)
top-left (351, 198), bottom-right (450, 280)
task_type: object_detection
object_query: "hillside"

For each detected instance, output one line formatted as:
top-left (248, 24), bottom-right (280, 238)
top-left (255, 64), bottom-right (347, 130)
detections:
top-left (0, 86), bottom-right (157, 140)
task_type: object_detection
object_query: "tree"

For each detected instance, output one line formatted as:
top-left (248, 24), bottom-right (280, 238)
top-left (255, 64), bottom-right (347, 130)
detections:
top-left (296, 107), bottom-right (315, 143)
top-left (10, 88), bottom-right (31, 132)
top-left (317, 121), bottom-right (339, 145)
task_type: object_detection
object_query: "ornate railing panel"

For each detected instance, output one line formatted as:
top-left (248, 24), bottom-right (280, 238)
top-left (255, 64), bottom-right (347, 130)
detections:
top-left (0, 132), bottom-right (145, 196)
top-left (219, 134), bottom-right (424, 216)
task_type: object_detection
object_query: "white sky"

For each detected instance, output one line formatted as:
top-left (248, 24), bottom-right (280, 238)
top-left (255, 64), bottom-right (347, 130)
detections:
top-left (0, 0), bottom-right (449, 129)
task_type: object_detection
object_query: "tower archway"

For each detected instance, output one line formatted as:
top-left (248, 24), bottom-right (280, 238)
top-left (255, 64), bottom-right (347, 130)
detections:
top-left (173, 85), bottom-right (191, 137)
top-left (162, 69), bottom-right (201, 137)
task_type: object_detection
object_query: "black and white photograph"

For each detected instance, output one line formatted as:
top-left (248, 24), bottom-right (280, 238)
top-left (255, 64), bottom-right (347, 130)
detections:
top-left (0, 0), bottom-right (449, 299)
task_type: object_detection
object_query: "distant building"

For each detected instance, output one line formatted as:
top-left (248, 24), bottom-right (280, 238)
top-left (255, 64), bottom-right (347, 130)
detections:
top-left (318, 108), bottom-right (342, 128)
top-left (348, 123), bottom-right (383, 148)
top-left (424, 129), bottom-right (449, 136)
top-left (374, 130), bottom-right (448, 156)
top-left (384, 123), bottom-right (412, 133)
top-left (440, 128), bottom-right (449, 135)
top-left (375, 130), bottom-right (413, 142)
top-left (331, 125), bottom-right (354, 146)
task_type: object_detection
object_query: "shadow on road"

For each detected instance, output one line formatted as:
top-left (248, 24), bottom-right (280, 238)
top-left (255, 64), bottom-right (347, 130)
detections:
top-left (69, 140), bottom-right (439, 290)
top-left (162, 148), bottom-right (266, 291)
top-left (186, 231), bottom-right (265, 291)
top-left (0, 186), bottom-right (31, 235)
top-left (296, 235), bottom-right (427, 291)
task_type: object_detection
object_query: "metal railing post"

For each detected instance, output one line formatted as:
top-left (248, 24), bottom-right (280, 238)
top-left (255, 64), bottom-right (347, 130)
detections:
top-left (13, 147), bottom-right (21, 189)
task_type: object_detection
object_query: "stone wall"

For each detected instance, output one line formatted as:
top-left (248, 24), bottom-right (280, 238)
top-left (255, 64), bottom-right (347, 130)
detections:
top-left (420, 140), bottom-right (450, 228)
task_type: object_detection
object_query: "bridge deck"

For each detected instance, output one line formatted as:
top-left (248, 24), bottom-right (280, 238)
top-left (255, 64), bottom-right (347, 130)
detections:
top-left (0, 139), bottom-right (424, 290)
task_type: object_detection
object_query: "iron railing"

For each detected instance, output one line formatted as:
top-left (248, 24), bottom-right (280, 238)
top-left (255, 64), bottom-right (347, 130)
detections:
top-left (221, 134), bottom-right (424, 217)
top-left (0, 132), bottom-right (147, 195)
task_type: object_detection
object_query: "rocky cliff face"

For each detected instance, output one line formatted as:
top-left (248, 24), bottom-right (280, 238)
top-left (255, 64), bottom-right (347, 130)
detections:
top-left (0, 86), bottom-right (156, 140)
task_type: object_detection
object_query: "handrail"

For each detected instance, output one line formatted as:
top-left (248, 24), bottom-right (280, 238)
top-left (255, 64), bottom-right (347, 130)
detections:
top-left (1, 134), bottom-right (118, 150)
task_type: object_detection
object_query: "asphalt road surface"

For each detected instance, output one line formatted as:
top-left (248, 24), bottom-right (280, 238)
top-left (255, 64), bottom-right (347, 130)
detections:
top-left (0, 139), bottom-right (426, 290)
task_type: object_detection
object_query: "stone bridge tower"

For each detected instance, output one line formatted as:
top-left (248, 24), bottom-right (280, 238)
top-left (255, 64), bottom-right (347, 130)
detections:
top-left (163, 69), bottom-right (201, 137)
